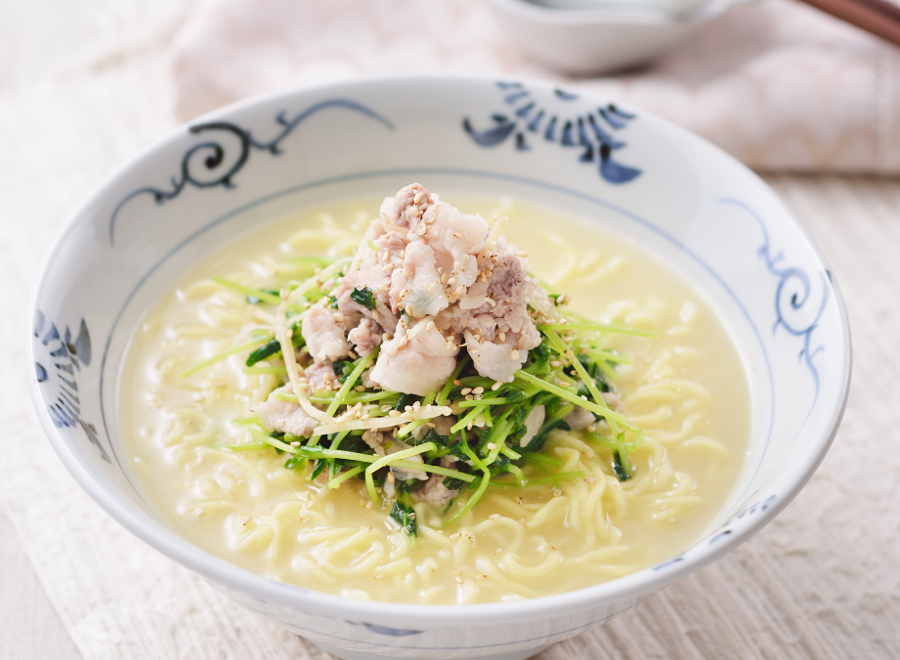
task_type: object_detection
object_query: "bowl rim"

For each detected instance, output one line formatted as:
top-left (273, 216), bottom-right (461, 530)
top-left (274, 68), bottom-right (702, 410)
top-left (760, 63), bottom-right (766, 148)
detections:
top-left (486, 0), bottom-right (731, 25)
top-left (27, 73), bottom-right (852, 628)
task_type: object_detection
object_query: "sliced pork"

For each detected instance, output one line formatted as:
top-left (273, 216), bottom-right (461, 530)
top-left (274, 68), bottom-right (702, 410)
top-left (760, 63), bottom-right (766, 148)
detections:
top-left (253, 386), bottom-right (318, 438)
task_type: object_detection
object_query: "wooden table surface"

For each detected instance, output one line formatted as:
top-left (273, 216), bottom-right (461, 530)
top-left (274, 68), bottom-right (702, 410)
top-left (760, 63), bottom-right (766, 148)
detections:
top-left (2, 8), bottom-right (899, 659)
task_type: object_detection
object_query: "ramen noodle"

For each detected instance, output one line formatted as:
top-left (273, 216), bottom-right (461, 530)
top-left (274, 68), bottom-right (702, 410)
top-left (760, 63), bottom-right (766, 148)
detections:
top-left (121, 187), bottom-right (749, 604)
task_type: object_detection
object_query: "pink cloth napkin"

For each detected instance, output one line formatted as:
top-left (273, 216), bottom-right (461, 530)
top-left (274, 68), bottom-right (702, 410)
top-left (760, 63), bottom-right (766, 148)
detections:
top-left (172, 0), bottom-right (900, 173)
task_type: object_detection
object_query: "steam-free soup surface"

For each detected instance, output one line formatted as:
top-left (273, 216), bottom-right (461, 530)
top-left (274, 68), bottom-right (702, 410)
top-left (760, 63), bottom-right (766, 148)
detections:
top-left (121, 196), bottom-right (750, 604)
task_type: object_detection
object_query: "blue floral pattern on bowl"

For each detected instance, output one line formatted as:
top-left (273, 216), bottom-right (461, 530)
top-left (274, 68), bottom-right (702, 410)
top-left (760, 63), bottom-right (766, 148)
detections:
top-left (33, 311), bottom-right (107, 463)
top-left (109, 100), bottom-right (395, 245)
top-left (463, 81), bottom-right (642, 184)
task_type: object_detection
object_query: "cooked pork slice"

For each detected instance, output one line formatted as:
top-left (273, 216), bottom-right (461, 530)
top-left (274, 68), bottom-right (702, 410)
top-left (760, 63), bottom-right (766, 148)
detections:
top-left (390, 239), bottom-right (449, 317)
top-left (386, 439), bottom-right (429, 482)
top-left (421, 201), bottom-right (487, 291)
top-left (602, 391), bottom-right (625, 413)
top-left (410, 413), bottom-right (456, 442)
top-left (384, 183), bottom-right (489, 296)
top-left (253, 386), bottom-right (317, 438)
top-left (435, 246), bottom-right (541, 380)
top-left (362, 429), bottom-right (387, 456)
top-left (463, 331), bottom-right (529, 383)
top-left (335, 262), bottom-right (398, 334)
top-left (369, 318), bottom-right (459, 396)
top-left (520, 405), bottom-right (546, 447)
top-left (565, 406), bottom-right (595, 431)
top-left (347, 317), bottom-right (383, 356)
top-left (303, 361), bottom-right (336, 390)
top-left (302, 305), bottom-right (349, 363)
top-left (431, 415), bottom-right (454, 436)
top-left (413, 456), bottom-right (461, 506)
top-left (299, 185), bottom-right (546, 395)
top-left (382, 183), bottom-right (430, 229)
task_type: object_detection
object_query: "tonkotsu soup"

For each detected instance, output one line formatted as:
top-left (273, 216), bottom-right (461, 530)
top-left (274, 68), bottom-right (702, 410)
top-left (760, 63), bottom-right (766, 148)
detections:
top-left (120, 186), bottom-right (750, 604)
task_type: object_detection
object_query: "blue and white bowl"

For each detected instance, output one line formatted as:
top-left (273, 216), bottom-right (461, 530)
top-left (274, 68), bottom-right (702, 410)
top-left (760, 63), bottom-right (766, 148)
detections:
top-left (486, 0), bottom-right (746, 75)
top-left (28, 77), bottom-right (851, 660)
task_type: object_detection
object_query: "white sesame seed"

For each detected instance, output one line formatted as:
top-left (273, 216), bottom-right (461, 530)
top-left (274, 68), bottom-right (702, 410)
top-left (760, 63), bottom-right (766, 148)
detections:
top-left (491, 381), bottom-right (502, 391)
top-left (461, 387), bottom-right (472, 395)
top-left (487, 442), bottom-right (497, 450)
top-left (472, 386), bottom-right (484, 395)
top-left (488, 513), bottom-right (500, 521)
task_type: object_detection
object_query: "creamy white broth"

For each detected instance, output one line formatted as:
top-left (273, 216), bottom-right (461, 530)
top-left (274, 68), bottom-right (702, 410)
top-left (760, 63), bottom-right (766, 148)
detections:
top-left (120, 196), bottom-right (749, 604)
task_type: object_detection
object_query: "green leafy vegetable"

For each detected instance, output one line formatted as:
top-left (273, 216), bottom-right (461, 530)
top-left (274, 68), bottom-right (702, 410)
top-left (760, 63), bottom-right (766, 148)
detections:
top-left (350, 286), bottom-right (377, 310)
top-left (209, 232), bottom-right (654, 538)
top-left (390, 494), bottom-right (417, 539)
top-left (613, 449), bottom-right (632, 481)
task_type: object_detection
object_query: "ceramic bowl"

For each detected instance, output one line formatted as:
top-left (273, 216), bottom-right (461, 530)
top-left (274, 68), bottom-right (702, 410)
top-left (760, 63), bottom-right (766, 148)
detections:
top-left (28, 76), bottom-right (850, 660)
top-left (487, 0), bottom-right (747, 75)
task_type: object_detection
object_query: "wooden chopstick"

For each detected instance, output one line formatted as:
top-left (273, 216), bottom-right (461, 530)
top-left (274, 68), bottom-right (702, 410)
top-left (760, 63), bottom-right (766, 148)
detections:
top-left (796, 0), bottom-right (900, 46)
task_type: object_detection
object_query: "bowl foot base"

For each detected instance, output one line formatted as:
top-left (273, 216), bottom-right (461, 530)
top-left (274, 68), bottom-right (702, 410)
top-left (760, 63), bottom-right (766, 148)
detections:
top-left (312, 640), bottom-right (551, 660)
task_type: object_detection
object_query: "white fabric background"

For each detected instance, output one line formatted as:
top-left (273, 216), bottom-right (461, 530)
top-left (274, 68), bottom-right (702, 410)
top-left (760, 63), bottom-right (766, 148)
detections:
top-left (1, 1), bottom-right (899, 658)
top-left (171, 0), bottom-right (900, 173)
